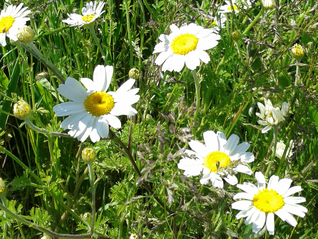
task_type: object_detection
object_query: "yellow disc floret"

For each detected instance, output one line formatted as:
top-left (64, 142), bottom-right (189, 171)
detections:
top-left (84, 92), bottom-right (114, 116)
top-left (171, 33), bottom-right (199, 55)
top-left (253, 188), bottom-right (285, 213)
top-left (227, 5), bottom-right (238, 11)
top-left (82, 14), bottom-right (95, 23)
top-left (203, 151), bottom-right (231, 172)
top-left (0, 15), bottom-right (15, 33)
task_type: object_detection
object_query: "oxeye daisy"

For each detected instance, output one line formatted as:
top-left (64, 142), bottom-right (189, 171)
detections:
top-left (62, 1), bottom-right (105, 28)
top-left (177, 130), bottom-right (254, 188)
top-left (53, 65), bottom-right (140, 142)
top-left (153, 23), bottom-right (221, 72)
top-left (0, 3), bottom-right (31, 46)
top-left (232, 172), bottom-right (308, 235)
top-left (256, 98), bottom-right (288, 133)
top-left (219, 0), bottom-right (251, 13)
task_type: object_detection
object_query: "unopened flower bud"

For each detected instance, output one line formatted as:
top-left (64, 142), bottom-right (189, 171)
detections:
top-left (290, 44), bottom-right (304, 61)
top-left (17, 26), bottom-right (35, 44)
top-left (231, 31), bottom-right (240, 42)
top-left (129, 68), bottom-right (140, 80)
top-left (41, 236), bottom-right (52, 239)
top-left (13, 100), bottom-right (31, 120)
top-left (82, 147), bottom-right (96, 164)
top-left (262, 0), bottom-right (276, 9)
top-left (0, 178), bottom-right (6, 196)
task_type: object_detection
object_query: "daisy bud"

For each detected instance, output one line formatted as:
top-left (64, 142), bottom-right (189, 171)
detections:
top-left (17, 25), bottom-right (35, 44)
top-left (0, 178), bottom-right (5, 196)
top-left (82, 147), bottom-right (96, 164)
top-left (129, 233), bottom-right (138, 239)
top-left (261, 0), bottom-right (276, 9)
top-left (41, 236), bottom-right (52, 239)
top-left (82, 212), bottom-right (92, 223)
top-left (13, 100), bottom-right (31, 120)
top-left (231, 31), bottom-right (240, 42)
top-left (290, 43), bottom-right (305, 61)
top-left (129, 68), bottom-right (140, 80)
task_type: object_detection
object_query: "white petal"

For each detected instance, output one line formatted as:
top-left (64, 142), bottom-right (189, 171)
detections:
top-left (57, 77), bottom-right (87, 102)
top-left (282, 186), bottom-right (303, 197)
top-left (53, 102), bottom-right (85, 116)
top-left (231, 200), bottom-right (253, 210)
top-left (253, 211), bottom-right (266, 233)
top-left (184, 51), bottom-right (200, 70)
top-left (255, 172), bottom-right (266, 189)
top-left (276, 178), bottom-right (293, 195)
top-left (234, 165), bottom-right (252, 175)
top-left (267, 175), bottom-right (279, 191)
top-left (223, 174), bottom-right (238, 185)
top-left (203, 130), bottom-right (219, 152)
top-left (188, 140), bottom-right (210, 158)
top-left (266, 213), bottom-right (275, 235)
top-left (223, 134), bottom-right (239, 154)
top-left (103, 114), bottom-right (121, 129)
top-left (233, 192), bottom-right (254, 200)
top-left (284, 196), bottom-right (306, 204)
top-left (282, 204), bottom-right (307, 218)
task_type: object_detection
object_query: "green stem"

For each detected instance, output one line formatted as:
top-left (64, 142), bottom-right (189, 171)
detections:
top-left (19, 43), bottom-right (65, 84)
top-left (25, 118), bottom-right (71, 138)
top-left (124, 0), bottom-right (133, 68)
top-left (192, 69), bottom-right (200, 121)
top-left (87, 163), bottom-right (96, 235)
top-left (243, 10), bottom-right (262, 35)
top-left (87, 24), bottom-right (106, 61)
top-left (0, 146), bottom-right (43, 184)
top-left (0, 202), bottom-right (91, 238)
top-left (1, 197), bottom-right (7, 239)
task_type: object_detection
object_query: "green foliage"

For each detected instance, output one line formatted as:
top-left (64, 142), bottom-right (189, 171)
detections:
top-left (0, 0), bottom-right (317, 238)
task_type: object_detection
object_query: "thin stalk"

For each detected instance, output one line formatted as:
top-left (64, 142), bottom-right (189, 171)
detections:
top-left (87, 163), bottom-right (96, 235)
top-left (243, 10), bottom-right (262, 35)
top-left (87, 24), bottom-right (106, 60)
top-left (192, 69), bottom-right (200, 121)
top-left (124, 0), bottom-right (133, 68)
top-left (25, 118), bottom-right (71, 138)
top-left (0, 202), bottom-right (91, 238)
top-left (19, 43), bottom-right (65, 84)
top-left (0, 146), bottom-right (42, 184)
top-left (1, 197), bottom-right (7, 239)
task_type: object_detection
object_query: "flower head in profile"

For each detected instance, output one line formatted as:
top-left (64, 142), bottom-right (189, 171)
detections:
top-left (177, 130), bottom-right (254, 188)
top-left (0, 3), bottom-right (31, 46)
top-left (153, 23), bottom-right (221, 72)
top-left (232, 172), bottom-right (308, 235)
top-left (63, 1), bottom-right (105, 28)
top-left (53, 65), bottom-right (140, 142)
top-left (219, 0), bottom-right (251, 13)
top-left (256, 98), bottom-right (288, 133)
top-left (274, 140), bottom-right (294, 159)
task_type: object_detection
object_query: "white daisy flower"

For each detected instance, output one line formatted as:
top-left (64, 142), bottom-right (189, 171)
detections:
top-left (177, 130), bottom-right (254, 188)
top-left (53, 65), bottom-right (140, 143)
top-left (208, 14), bottom-right (227, 30)
top-left (153, 23), bottom-right (221, 72)
top-left (274, 140), bottom-right (294, 159)
top-left (62, 1), bottom-right (105, 28)
top-left (232, 171), bottom-right (308, 235)
top-left (0, 3), bottom-right (31, 46)
top-left (256, 98), bottom-right (288, 133)
top-left (219, 0), bottom-right (251, 13)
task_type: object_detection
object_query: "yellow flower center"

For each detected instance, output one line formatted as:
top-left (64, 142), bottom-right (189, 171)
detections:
top-left (253, 188), bottom-right (285, 213)
top-left (203, 151), bottom-right (231, 172)
top-left (82, 14), bottom-right (95, 23)
top-left (84, 92), bottom-right (114, 116)
top-left (171, 33), bottom-right (199, 55)
top-left (227, 5), bottom-right (238, 11)
top-left (0, 15), bottom-right (15, 33)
